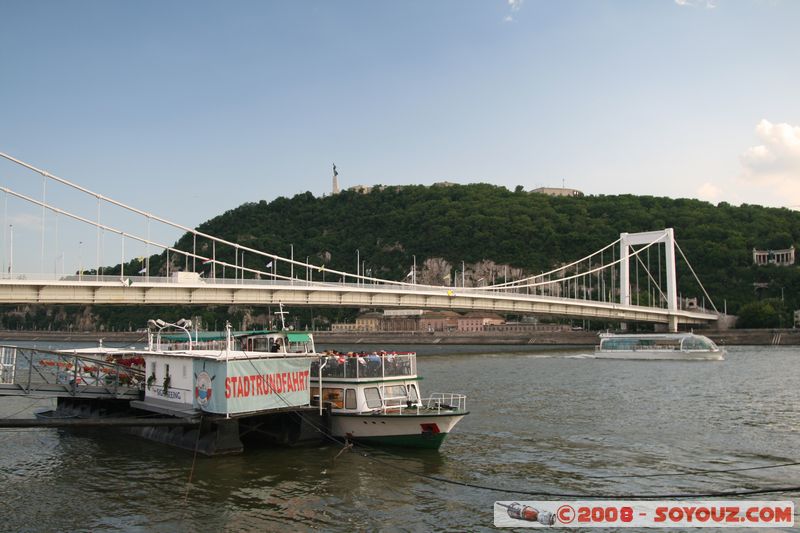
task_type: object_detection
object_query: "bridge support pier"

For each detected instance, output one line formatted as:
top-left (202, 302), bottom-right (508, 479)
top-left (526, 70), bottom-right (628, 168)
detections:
top-left (668, 315), bottom-right (679, 333)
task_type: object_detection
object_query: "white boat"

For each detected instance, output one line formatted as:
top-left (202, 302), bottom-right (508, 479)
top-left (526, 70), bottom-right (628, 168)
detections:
top-left (595, 332), bottom-right (725, 361)
top-left (310, 351), bottom-right (468, 449)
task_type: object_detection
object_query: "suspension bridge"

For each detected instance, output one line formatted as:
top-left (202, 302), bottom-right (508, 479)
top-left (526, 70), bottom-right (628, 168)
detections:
top-left (0, 152), bottom-right (721, 331)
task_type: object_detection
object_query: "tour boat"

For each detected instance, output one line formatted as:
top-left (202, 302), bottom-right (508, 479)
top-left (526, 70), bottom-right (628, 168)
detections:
top-left (310, 351), bottom-right (468, 449)
top-left (595, 332), bottom-right (725, 361)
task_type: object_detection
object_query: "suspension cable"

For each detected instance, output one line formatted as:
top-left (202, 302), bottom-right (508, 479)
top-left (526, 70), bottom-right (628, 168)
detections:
top-left (0, 152), bottom-right (409, 287)
top-left (635, 253), bottom-right (668, 307)
top-left (489, 239), bottom-right (621, 289)
top-left (675, 240), bottom-right (719, 313)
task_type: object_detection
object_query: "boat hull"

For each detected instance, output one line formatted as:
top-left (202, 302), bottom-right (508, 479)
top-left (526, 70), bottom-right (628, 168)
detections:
top-left (331, 412), bottom-right (467, 449)
top-left (594, 350), bottom-right (724, 361)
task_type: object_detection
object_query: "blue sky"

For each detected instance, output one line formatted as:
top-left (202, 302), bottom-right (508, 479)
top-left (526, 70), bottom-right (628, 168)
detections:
top-left (1, 0), bottom-right (799, 273)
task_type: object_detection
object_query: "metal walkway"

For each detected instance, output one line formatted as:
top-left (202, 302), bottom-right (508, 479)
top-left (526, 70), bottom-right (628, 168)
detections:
top-left (0, 345), bottom-right (144, 400)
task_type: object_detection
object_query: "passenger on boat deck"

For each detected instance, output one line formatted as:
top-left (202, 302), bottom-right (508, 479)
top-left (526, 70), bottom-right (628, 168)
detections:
top-left (272, 338), bottom-right (282, 352)
top-left (367, 352), bottom-right (380, 364)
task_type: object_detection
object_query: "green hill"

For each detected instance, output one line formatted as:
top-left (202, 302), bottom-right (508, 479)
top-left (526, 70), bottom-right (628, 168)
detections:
top-left (165, 184), bottom-right (799, 328)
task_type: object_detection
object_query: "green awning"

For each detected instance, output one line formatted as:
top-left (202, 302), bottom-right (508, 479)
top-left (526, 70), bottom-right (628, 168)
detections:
top-left (287, 332), bottom-right (311, 343)
top-left (162, 329), bottom-right (277, 342)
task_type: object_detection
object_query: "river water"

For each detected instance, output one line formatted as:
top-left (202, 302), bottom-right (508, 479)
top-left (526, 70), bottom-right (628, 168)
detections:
top-left (1, 343), bottom-right (798, 532)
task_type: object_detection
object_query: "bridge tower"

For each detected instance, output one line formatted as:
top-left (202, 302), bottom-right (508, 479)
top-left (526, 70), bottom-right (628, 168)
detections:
top-left (619, 228), bottom-right (679, 332)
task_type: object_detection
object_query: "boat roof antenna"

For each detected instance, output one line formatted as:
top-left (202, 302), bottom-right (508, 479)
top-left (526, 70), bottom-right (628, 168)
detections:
top-left (275, 302), bottom-right (288, 331)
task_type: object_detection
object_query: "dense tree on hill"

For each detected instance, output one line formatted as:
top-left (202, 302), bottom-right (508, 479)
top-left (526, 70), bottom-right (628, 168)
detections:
top-left (70, 184), bottom-right (800, 330)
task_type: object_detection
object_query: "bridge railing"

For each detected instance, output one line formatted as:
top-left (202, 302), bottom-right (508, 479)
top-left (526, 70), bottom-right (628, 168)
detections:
top-left (2, 272), bottom-right (540, 295)
top-left (311, 353), bottom-right (416, 380)
top-left (0, 272), bottom-right (614, 297)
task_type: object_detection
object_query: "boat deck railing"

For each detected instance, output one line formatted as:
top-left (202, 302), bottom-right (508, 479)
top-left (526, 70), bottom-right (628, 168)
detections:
top-left (424, 393), bottom-right (467, 413)
top-left (0, 345), bottom-right (145, 399)
top-left (311, 353), bottom-right (416, 380)
top-left (374, 392), bottom-right (467, 415)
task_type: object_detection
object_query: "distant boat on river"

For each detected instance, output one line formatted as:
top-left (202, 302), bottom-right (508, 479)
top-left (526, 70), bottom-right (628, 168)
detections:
top-left (595, 332), bottom-right (725, 361)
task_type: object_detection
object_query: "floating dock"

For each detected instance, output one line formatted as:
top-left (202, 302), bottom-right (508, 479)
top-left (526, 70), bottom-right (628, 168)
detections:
top-left (0, 344), bottom-right (329, 455)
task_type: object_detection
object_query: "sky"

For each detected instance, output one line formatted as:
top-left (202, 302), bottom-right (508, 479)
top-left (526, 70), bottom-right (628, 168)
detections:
top-left (1, 0), bottom-right (799, 273)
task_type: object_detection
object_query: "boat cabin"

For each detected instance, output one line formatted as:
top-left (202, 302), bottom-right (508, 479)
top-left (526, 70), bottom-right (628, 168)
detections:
top-left (310, 352), bottom-right (425, 413)
top-left (141, 327), bottom-right (316, 417)
top-left (597, 332), bottom-right (720, 353)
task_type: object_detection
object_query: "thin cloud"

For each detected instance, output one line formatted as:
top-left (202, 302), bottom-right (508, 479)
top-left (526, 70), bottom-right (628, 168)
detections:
top-left (674, 0), bottom-right (716, 8)
top-left (696, 182), bottom-right (722, 202)
top-left (503, 0), bottom-right (522, 22)
top-left (740, 119), bottom-right (800, 205)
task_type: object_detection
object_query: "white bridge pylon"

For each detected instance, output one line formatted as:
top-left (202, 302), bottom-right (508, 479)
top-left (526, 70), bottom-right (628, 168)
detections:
top-left (0, 152), bottom-right (719, 329)
top-left (621, 229), bottom-right (678, 331)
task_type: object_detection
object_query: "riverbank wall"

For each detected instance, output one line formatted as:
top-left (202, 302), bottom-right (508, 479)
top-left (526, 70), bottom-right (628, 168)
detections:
top-left (0, 330), bottom-right (148, 344)
top-left (2, 328), bottom-right (799, 345)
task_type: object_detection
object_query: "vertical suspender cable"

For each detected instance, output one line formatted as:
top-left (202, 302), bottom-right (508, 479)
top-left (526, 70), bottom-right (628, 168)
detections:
top-left (96, 197), bottom-right (100, 280)
top-left (635, 246), bottom-right (639, 306)
top-left (55, 212), bottom-right (59, 276)
top-left (146, 216), bottom-right (150, 281)
top-left (41, 177), bottom-right (46, 274)
top-left (2, 191), bottom-right (6, 275)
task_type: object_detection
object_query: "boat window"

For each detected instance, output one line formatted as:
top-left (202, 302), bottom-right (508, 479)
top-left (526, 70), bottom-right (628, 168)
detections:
top-left (601, 337), bottom-right (680, 351)
top-left (182, 364), bottom-right (187, 378)
top-left (407, 384), bottom-right (419, 403)
top-left (252, 337), bottom-right (272, 352)
top-left (682, 335), bottom-right (715, 351)
top-left (320, 387), bottom-right (344, 409)
top-left (383, 385), bottom-right (408, 406)
top-left (364, 387), bottom-right (381, 409)
top-left (345, 388), bottom-right (356, 409)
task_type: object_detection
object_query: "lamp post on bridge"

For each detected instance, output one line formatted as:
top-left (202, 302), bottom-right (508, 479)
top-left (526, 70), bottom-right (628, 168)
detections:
top-left (8, 224), bottom-right (12, 278)
top-left (356, 249), bottom-right (360, 286)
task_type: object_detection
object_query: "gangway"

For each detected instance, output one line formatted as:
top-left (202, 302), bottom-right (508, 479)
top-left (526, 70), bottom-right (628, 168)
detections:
top-left (0, 345), bottom-right (144, 400)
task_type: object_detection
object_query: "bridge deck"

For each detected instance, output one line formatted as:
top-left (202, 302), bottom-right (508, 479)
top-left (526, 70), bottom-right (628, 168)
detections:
top-left (0, 276), bottom-right (718, 326)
